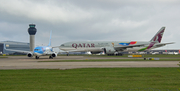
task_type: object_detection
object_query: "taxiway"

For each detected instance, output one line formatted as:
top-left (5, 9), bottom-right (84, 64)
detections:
top-left (0, 56), bottom-right (179, 69)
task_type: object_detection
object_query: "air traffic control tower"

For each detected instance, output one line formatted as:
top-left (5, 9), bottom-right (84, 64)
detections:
top-left (28, 24), bottom-right (37, 51)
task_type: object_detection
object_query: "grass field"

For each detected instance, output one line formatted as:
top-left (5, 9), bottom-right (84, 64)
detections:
top-left (58, 54), bottom-right (180, 58)
top-left (0, 56), bottom-right (8, 58)
top-left (39, 58), bottom-right (180, 62)
top-left (86, 54), bottom-right (180, 58)
top-left (0, 68), bottom-right (180, 91)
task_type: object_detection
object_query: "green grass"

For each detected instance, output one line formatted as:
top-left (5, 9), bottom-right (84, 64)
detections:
top-left (84, 54), bottom-right (180, 58)
top-left (0, 56), bottom-right (8, 58)
top-left (39, 58), bottom-right (180, 62)
top-left (0, 55), bottom-right (25, 56)
top-left (0, 68), bottom-right (180, 91)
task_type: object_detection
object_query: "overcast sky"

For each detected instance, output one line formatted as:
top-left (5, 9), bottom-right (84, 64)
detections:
top-left (0, 0), bottom-right (180, 50)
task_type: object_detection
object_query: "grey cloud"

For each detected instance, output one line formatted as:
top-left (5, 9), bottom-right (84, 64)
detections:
top-left (0, 0), bottom-right (179, 49)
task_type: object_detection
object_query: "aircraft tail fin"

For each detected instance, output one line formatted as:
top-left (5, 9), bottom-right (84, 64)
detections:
top-left (150, 27), bottom-right (165, 43)
top-left (48, 30), bottom-right (52, 46)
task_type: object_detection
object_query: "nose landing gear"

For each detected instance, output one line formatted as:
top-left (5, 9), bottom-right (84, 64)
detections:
top-left (35, 56), bottom-right (39, 59)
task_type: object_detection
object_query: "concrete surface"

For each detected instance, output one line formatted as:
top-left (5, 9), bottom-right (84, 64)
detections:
top-left (0, 56), bottom-right (179, 69)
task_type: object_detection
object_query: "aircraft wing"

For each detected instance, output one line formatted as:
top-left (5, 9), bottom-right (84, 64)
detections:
top-left (52, 46), bottom-right (60, 48)
top-left (61, 49), bottom-right (87, 52)
top-left (114, 42), bottom-right (175, 51)
top-left (4, 49), bottom-right (32, 54)
top-left (153, 42), bottom-right (175, 47)
top-left (116, 44), bottom-right (146, 48)
top-left (114, 44), bottom-right (146, 51)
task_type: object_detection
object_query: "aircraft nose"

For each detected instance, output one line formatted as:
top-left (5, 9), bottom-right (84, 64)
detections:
top-left (34, 52), bottom-right (39, 56)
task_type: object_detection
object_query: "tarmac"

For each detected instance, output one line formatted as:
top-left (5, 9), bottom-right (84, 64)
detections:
top-left (0, 56), bottom-right (179, 69)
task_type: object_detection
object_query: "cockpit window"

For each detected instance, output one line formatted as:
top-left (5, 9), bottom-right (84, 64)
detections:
top-left (34, 49), bottom-right (40, 51)
top-left (61, 44), bottom-right (65, 46)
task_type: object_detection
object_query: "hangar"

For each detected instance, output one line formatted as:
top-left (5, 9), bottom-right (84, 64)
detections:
top-left (0, 41), bottom-right (30, 55)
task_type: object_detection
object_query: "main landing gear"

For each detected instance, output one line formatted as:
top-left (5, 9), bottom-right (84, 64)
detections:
top-left (49, 56), bottom-right (53, 59)
top-left (107, 53), bottom-right (123, 56)
top-left (116, 53), bottom-right (123, 56)
top-left (35, 56), bottom-right (39, 59)
top-left (66, 52), bottom-right (69, 56)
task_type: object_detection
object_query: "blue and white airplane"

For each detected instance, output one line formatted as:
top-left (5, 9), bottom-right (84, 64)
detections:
top-left (27, 31), bottom-right (57, 59)
top-left (5, 31), bottom-right (57, 59)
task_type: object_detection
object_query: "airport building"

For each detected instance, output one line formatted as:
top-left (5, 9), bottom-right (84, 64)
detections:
top-left (0, 41), bottom-right (30, 55)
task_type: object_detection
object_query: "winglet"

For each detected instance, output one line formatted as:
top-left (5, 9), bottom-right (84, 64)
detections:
top-left (150, 27), bottom-right (165, 43)
top-left (48, 30), bottom-right (52, 46)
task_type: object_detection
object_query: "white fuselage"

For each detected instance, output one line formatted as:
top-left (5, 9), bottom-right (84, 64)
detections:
top-left (59, 41), bottom-right (156, 53)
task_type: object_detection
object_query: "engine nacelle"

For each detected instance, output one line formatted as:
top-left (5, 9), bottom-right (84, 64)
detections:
top-left (104, 47), bottom-right (116, 54)
top-left (51, 52), bottom-right (57, 57)
top-left (27, 52), bottom-right (33, 57)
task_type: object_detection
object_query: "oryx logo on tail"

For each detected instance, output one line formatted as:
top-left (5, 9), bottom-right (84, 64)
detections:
top-left (150, 27), bottom-right (165, 43)
top-left (138, 27), bottom-right (169, 51)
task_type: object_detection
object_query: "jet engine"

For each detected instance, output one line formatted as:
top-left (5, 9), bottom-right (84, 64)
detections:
top-left (104, 47), bottom-right (116, 55)
top-left (51, 52), bottom-right (57, 57)
top-left (27, 52), bottom-right (33, 57)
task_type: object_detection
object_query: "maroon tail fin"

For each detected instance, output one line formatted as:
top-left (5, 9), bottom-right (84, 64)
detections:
top-left (150, 27), bottom-right (165, 43)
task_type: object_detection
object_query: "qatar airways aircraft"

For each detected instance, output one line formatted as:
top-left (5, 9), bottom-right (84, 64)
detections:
top-left (59, 27), bottom-right (174, 56)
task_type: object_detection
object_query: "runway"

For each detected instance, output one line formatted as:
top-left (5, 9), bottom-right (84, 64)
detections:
top-left (0, 56), bottom-right (179, 69)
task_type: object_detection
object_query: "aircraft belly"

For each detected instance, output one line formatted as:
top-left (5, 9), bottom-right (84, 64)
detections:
top-left (59, 47), bottom-right (77, 51)
top-left (59, 47), bottom-right (102, 52)
top-left (42, 53), bottom-right (52, 56)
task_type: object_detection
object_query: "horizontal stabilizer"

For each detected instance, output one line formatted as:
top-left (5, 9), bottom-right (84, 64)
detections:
top-left (154, 42), bottom-right (175, 47)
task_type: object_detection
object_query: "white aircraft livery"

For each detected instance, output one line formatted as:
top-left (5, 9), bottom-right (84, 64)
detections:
top-left (59, 27), bottom-right (174, 55)
top-left (5, 31), bottom-right (57, 59)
